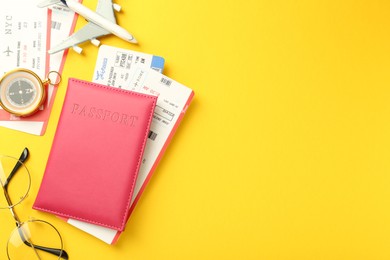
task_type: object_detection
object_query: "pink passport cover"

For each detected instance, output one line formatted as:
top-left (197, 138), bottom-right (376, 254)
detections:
top-left (33, 78), bottom-right (157, 231)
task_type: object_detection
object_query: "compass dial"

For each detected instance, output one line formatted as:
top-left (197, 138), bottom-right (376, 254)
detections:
top-left (7, 78), bottom-right (37, 108)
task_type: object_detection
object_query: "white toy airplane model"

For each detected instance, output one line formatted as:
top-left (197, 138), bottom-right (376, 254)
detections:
top-left (38, 0), bottom-right (137, 54)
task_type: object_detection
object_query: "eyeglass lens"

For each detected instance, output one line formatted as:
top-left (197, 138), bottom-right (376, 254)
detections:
top-left (7, 219), bottom-right (65, 259)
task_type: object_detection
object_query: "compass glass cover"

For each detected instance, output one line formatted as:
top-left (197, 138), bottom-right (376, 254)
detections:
top-left (7, 78), bottom-right (37, 108)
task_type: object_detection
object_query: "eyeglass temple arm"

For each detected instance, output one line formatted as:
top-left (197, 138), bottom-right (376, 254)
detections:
top-left (3, 148), bottom-right (30, 223)
top-left (21, 238), bottom-right (69, 260)
top-left (3, 148), bottom-right (29, 222)
top-left (3, 147), bottom-right (29, 190)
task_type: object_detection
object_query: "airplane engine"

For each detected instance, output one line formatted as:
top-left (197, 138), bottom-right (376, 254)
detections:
top-left (72, 46), bottom-right (83, 54)
top-left (91, 39), bottom-right (101, 47)
top-left (113, 3), bottom-right (121, 12)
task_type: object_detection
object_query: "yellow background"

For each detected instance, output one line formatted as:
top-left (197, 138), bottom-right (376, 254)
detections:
top-left (1, 0), bottom-right (390, 259)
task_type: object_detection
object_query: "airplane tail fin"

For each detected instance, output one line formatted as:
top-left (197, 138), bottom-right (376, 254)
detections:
top-left (37, 0), bottom-right (62, 8)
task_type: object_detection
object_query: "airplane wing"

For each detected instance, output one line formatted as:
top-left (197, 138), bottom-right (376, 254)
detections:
top-left (48, 22), bottom-right (110, 54)
top-left (96, 0), bottom-right (116, 23)
top-left (48, 0), bottom-right (117, 54)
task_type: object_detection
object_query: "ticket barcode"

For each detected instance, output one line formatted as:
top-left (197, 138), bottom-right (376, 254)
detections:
top-left (51, 21), bottom-right (62, 30)
top-left (148, 130), bottom-right (158, 141)
top-left (160, 77), bottom-right (172, 86)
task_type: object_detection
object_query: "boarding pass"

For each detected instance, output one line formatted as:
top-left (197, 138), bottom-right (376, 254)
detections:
top-left (93, 45), bottom-right (165, 88)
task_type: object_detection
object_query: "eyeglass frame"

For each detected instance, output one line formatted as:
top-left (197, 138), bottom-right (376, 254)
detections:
top-left (1, 148), bottom-right (69, 259)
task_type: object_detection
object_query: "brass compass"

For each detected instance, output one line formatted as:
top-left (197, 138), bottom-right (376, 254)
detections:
top-left (0, 68), bottom-right (61, 117)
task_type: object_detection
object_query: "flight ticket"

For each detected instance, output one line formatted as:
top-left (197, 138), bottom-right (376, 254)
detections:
top-left (0, 0), bottom-right (79, 135)
top-left (0, 0), bottom-right (49, 132)
top-left (126, 67), bottom-right (194, 208)
top-left (94, 47), bottom-right (194, 210)
top-left (0, 0), bottom-right (48, 76)
top-left (93, 45), bottom-right (165, 89)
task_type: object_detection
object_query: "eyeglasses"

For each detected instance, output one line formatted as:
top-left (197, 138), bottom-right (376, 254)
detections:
top-left (0, 148), bottom-right (69, 259)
